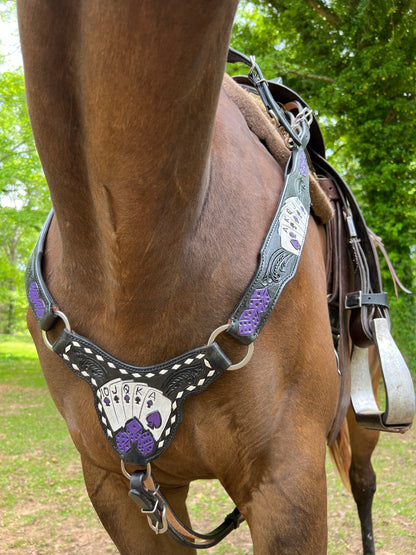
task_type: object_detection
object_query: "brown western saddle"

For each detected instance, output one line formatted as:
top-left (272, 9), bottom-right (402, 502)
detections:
top-left (227, 48), bottom-right (414, 441)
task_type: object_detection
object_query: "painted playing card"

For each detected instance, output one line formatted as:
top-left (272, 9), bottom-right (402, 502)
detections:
top-left (279, 197), bottom-right (308, 256)
top-left (140, 388), bottom-right (172, 441)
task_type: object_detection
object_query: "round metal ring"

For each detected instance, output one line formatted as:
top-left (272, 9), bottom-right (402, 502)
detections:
top-left (207, 324), bottom-right (254, 371)
top-left (42, 310), bottom-right (71, 351)
top-left (121, 461), bottom-right (151, 481)
top-left (121, 460), bottom-right (131, 480)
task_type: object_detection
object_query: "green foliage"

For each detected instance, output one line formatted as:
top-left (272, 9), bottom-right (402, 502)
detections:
top-left (0, 1), bottom-right (414, 370)
top-left (230, 0), bottom-right (416, 371)
top-left (0, 68), bottom-right (50, 333)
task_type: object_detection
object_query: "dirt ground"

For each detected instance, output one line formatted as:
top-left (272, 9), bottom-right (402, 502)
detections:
top-left (2, 445), bottom-right (415, 555)
top-left (1, 382), bottom-right (414, 554)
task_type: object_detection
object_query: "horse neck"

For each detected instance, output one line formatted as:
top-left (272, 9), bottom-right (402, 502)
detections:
top-left (19, 1), bottom-right (239, 287)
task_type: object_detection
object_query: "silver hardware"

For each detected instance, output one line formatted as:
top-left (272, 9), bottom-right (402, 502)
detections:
top-left (351, 320), bottom-right (415, 431)
top-left (121, 460), bottom-right (131, 480)
top-left (334, 348), bottom-right (341, 376)
top-left (346, 214), bottom-right (357, 238)
top-left (143, 500), bottom-right (168, 535)
top-left (42, 310), bottom-right (71, 351)
top-left (294, 107), bottom-right (314, 128)
top-left (345, 291), bottom-right (362, 309)
top-left (121, 460), bottom-right (151, 480)
top-left (248, 55), bottom-right (257, 79)
top-left (121, 461), bottom-right (167, 533)
top-left (208, 324), bottom-right (254, 371)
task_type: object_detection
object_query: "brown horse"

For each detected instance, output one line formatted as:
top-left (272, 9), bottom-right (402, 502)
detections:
top-left (17, 1), bottom-right (381, 553)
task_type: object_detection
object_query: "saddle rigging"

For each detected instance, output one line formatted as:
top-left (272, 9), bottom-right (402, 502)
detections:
top-left (25, 48), bottom-right (415, 549)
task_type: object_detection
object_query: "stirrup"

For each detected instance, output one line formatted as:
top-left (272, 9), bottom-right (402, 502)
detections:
top-left (351, 318), bottom-right (415, 432)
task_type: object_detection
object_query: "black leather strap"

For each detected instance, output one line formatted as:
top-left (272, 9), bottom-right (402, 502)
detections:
top-left (345, 291), bottom-right (389, 310)
top-left (128, 467), bottom-right (244, 548)
top-left (227, 47), bottom-right (302, 147)
top-left (227, 136), bottom-right (311, 344)
top-left (25, 209), bottom-right (58, 331)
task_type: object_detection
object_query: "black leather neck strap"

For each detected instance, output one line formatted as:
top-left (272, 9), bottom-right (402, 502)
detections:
top-left (225, 48), bottom-right (311, 344)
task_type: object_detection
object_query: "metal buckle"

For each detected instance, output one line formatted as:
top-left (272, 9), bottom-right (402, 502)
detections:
top-left (141, 495), bottom-right (168, 534)
top-left (123, 462), bottom-right (168, 535)
top-left (345, 291), bottom-right (362, 309)
top-left (294, 107), bottom-right (313, 128)
top-left (346, 214), bottom-right (358, 238)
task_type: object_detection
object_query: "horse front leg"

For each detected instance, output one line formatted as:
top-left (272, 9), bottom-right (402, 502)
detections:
top-left (81, 455), bottom-right (195, 555)
top-left (231, 426), bottom-right (330, 554)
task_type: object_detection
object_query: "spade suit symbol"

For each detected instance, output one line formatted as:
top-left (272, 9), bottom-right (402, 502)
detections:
top-left (146, 411), bottom-right (162, 429)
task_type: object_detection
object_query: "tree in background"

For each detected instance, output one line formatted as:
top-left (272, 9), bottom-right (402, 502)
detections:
top-left (0, 1), bottom-right (414, 370)
top-left (0, 4), bottom-right (50, 333)
top-left (230, 0), bottom-right (416, 370)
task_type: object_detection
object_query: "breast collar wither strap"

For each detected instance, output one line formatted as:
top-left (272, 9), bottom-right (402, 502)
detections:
top-left (25, 49), bottom-right (312, 548)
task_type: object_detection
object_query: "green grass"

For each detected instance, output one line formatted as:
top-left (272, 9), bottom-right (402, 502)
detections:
top-left (1, 333), bottom-right (415, 554)
top-left (0, 332), bottom-right (46, 388)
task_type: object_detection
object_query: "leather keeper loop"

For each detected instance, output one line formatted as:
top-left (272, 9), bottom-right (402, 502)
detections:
top-left (345, 291), bottom-right (389, 310)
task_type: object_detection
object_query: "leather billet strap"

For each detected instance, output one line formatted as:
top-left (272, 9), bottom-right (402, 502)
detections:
top-left (324, 191), bottom-right (352, 446)
top-left (345, 291), bottom-right (389, 310)
top-left (311, 152), bottom-right (390, 347)
top-left (128, 467), bottom-right (244, 548)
